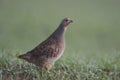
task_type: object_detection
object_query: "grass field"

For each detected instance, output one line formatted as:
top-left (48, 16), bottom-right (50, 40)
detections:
top-left (0, 0), bottom-right (120, 80)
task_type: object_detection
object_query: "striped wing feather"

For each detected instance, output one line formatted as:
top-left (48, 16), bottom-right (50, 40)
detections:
top-left (29, 37), bottom-right (60, 58)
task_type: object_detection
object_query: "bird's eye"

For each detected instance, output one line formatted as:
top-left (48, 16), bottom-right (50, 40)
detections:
top-left (65, 19), bottom-right (68, 22)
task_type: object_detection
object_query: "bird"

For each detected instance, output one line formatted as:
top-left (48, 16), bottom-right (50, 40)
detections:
top-left (18, 18), bottom-right (73, 70)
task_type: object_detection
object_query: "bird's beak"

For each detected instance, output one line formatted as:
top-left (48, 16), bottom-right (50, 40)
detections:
top-left (68, 20), bottom-right (73, 23)
top-left (71, 20), bottom-right (73, 23)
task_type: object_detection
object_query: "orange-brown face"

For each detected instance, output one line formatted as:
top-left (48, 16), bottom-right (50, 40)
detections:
top-left (62, 18), bottom-right (73, 27)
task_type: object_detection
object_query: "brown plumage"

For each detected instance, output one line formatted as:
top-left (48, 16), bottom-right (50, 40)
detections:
top-left (18, 18), bottom-right (73, 69)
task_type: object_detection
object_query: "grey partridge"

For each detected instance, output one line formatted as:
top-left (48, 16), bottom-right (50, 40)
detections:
top-left (18, 18), bottom-right (73, 69)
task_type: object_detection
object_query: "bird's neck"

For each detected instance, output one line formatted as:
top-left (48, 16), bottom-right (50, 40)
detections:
top-left (51, 24), bottom-right (66, 41)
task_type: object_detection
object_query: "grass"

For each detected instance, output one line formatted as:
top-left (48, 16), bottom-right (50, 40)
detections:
top-left (0, 0), bottom-right (120, 80)
top-left (1, 61), bottom-right (120, 80)
top-left (1, 57), bottom-right (120, 80)
top-left (0, 50), bottom-right (120, 80)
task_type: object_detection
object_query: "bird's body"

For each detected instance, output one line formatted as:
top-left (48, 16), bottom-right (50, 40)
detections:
top-left (18, 18), bottom-right (73, 69)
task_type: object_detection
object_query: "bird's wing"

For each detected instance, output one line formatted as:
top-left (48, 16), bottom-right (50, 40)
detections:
top-left (29, 37), bottom-right (60, 58)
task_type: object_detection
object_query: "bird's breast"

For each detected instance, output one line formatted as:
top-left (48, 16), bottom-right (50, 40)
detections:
top-left (54, 41), bottom-right (65, 61)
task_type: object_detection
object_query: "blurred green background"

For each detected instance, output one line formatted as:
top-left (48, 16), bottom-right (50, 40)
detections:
top-left (0, 0), bottom-right (120, 61)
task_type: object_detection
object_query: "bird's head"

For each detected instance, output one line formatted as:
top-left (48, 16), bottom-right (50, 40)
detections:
top-left (60, 18), bottom-right (73, 28)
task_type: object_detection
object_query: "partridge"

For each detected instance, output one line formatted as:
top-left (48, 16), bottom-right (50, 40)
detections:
top-left (18, 18), bottom-right (73, 69)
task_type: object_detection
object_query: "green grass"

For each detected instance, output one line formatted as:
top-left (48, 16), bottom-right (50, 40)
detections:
top-left (0, 51), bottom-right (120, 80)
top-left (0, 0), bottom-right (120, 80)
